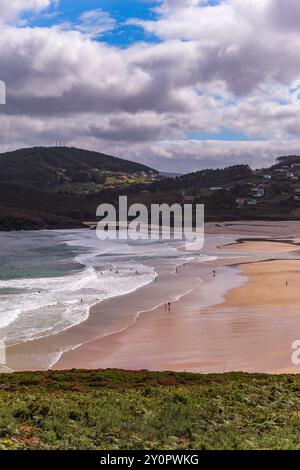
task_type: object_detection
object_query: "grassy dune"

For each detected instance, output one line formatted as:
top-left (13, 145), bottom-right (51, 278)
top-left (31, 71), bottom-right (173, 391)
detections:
top-left (0, 370), bottom-right (299, 450)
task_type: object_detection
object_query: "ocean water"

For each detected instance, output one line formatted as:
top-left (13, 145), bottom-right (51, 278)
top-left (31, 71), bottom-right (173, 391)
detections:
top-left (0, 229), bottom-right (198, 345)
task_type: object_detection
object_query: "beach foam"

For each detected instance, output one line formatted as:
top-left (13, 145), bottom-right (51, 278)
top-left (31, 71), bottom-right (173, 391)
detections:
top-left (0, 229), bottom-right (200, 345)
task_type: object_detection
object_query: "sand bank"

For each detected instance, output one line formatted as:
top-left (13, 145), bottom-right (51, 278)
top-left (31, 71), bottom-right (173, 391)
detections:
top-left (6, 222), bottom-right (300, 374)
top-left (55, 239), bottom-right (300, 374)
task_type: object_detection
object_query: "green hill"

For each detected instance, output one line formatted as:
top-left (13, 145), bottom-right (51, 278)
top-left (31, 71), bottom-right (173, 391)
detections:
top-left (0, 146), bottom-right (157, 192)
top-left (178, 164), bottom-right (253, 188)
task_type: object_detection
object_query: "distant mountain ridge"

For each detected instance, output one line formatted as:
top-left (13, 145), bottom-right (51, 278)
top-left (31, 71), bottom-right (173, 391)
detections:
top-left (178, 164), bottom-right (253, 188)
top-left (1, 152), bottom-right (300, 231)
top-left (0, 146), bottom-right (157, 190)
top-left (160, 171), bottom-right (183, 178)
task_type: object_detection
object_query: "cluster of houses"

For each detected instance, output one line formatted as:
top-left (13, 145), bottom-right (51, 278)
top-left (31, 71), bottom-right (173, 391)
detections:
top-left (236, 197), bottom-right (257, 208)
top-left (207, 182), bottom-right (265, 208)
top-left (235, 183), bottom-right (266, 208)
top-left (206, 184), bottom-right (264, 208)
top-left (235, 163), bottom-right (300, 208)
top-left (254, 164), bottom-right (300, 183)
top-left (272, 163), bottom-right (300, 200)
top-left (179, 159), bottom-right (300, 210)
top-left (123, 170), bottom-right (158, 181)
top-left (273, 163), bottom-right (300, 182)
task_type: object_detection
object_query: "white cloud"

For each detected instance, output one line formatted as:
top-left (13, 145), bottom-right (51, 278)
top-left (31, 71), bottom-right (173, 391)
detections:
top-left (0, 0), bottom-right (300, 171)
top-left (0, 0), bottom-right (55, 22)
top-left (73, 8), bottom-right (116, 38)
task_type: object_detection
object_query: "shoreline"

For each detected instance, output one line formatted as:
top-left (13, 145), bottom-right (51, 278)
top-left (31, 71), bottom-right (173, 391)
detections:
top-left (54, 263), bottom-right (245, 372)
top-left (6, 252), bottom-right (215, 371)
top-left (5, 221), bottom-right (300, 373)
top-left (55, 230), bottom-right (300, 374)
top-left (51, 269), bottom-right (206, 370)
top-left (55, 257), bottom-right (300, 375)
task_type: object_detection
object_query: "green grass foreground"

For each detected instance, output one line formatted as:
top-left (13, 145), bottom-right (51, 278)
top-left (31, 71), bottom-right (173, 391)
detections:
top-left (0, 369), bottom-right (299, 450)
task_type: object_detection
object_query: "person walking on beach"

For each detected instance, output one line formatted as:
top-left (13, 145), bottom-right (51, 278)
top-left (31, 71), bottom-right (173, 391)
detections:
top-left (168, 302), bottom-right (171, 312)
top-left (286, 281), bottom-right (288, 287)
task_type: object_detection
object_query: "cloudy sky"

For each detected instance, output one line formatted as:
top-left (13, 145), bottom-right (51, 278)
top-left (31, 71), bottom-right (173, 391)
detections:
top-left (0, 0), bottom-right (300, 172)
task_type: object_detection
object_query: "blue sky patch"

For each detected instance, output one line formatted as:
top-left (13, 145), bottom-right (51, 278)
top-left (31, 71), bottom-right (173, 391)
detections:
top-left (185, 128), bottom-right (267, 142)
top-left (28, 0), bottom-right (161, 46)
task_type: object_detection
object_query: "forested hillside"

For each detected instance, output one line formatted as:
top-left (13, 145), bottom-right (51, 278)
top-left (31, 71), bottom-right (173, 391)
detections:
top-left (0, 146), bottom-right (157, 190)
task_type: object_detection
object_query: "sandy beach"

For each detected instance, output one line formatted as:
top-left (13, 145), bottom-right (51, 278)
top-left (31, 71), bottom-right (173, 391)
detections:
top-left (6, 221), bottom-right (300, 374)
top-left (54, 222), bottom-right (300, 374)
top-left (55, 257), bottom-right (300, 374)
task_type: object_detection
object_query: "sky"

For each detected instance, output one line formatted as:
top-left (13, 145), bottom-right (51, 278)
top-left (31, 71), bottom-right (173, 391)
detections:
top-left (0, 0), bottom-right (300, 172)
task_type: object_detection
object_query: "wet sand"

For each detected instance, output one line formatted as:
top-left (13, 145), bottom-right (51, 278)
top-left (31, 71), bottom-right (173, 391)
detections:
top-left (7, 221), bottom-right (300, 373)
top-left (56, 235), bottom-right (300, 374)
top-left (225, 240), bottom-right (300, 253)
top-left (6, 259), bottom-right (214, 371)
top-left (205, 220), bottom-right (300, 238)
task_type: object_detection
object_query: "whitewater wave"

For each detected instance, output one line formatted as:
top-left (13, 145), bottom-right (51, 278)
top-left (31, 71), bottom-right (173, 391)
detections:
top-left (0, 231), bottom-right (157, 344)
top-left (0, 229), bottom-right (212, 346)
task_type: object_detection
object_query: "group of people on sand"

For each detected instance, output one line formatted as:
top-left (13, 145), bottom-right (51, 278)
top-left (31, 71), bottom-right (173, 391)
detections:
top-left (161, 267), bottom-right (218, 313)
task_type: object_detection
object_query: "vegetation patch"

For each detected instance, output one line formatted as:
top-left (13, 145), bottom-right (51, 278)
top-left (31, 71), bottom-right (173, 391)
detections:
top-left (0, 369), bottom-right (299, 450)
